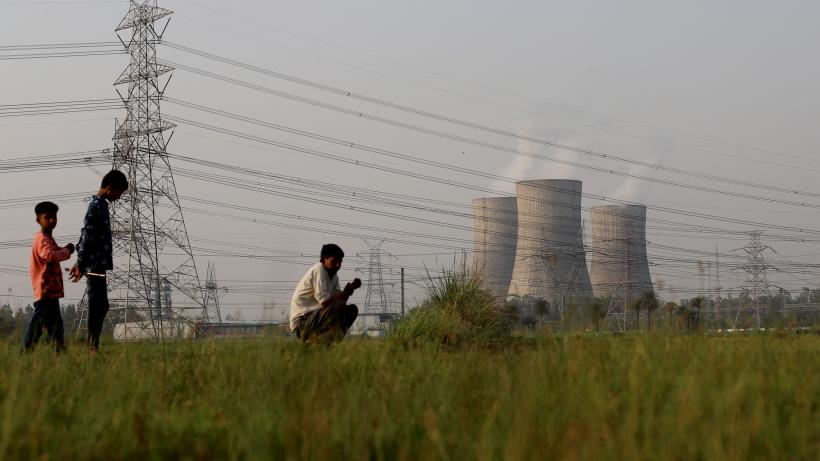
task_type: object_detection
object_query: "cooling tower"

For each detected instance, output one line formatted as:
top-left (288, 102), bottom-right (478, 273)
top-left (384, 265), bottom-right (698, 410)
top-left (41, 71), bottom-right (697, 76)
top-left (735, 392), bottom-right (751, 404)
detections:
top-left (472, 197), bottom-right (518, 302)
top-left (507, 180), bottom-right (592, 302)
top-left (589, 204), bottom-right (653, 299)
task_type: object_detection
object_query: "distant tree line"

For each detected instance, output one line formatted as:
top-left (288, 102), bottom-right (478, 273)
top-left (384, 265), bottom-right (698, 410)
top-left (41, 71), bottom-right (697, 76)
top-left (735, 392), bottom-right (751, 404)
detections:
top-left (0, 303), bottom-right (114, 341)
top-left (504, 286), bottom-right (820, 333)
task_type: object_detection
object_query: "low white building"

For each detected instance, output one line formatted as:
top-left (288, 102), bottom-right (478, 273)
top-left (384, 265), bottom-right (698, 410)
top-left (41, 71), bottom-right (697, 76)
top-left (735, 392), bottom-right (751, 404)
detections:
top-left (113, 321), bottom-right (196, 341)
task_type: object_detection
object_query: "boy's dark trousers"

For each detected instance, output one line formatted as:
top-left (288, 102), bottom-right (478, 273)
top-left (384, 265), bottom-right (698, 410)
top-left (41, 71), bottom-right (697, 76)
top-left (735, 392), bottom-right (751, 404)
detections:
top-left (86, 274), bottom-right (109, 350)
top-left (22, 298), bottom-right (65, 352)
top-left (294, 301), bottom-right (358, 342)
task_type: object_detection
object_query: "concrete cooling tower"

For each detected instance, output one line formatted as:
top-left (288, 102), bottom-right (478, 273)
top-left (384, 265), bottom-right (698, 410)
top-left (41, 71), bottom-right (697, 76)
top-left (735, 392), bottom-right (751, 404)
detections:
top-left (507, 179), bottom-right (593, 302)
top-left (472, 197), bottom-right (518, 302)
top-left (589, 204), bottom-right (653, 299)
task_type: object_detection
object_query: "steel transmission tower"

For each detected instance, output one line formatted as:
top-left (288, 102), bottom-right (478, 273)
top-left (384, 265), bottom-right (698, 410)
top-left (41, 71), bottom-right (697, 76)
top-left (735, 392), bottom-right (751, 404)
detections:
top-left (542, 225), bottom-right (588, 328)
top-left (75, 1), bottom-right (215, 340)
top-left (602, 237), bottom-right (629, 332)
top-left (734, 231), bottom-right (773, 329)
top-left (358, 239), bottom-right (393, 331)
top-left (203, 262), bottom-right (223, 324)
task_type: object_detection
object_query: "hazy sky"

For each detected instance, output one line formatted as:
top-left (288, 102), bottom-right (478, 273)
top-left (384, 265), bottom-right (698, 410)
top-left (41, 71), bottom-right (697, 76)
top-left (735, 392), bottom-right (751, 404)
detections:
top-left (2, 0), bottom-right (819, 320)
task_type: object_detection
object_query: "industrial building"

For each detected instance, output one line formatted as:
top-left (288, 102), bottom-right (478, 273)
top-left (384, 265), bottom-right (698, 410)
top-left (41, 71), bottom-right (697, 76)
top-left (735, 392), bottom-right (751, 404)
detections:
top-left (472, 197), bottom-right (518, 302)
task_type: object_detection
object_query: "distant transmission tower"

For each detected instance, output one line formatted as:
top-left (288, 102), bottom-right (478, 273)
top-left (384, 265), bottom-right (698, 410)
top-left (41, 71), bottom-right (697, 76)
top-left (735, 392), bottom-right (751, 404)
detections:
top-left (733, 231), bottom-right (773, 329)
top-left (603, 237), bottom-right (638, 332)
top-left (75, 1), bottom-right (217, 340)
top-left (358, 239), bottom-right (392, 331)
top-left (542, 227), bottom-right (587, 328)
top-left (203, 262), bottom-right (223, 324)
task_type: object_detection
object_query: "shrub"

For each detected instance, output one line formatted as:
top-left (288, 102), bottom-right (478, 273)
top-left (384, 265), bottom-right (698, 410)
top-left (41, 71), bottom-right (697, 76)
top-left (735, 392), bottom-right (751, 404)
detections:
top-left (391, 268), bottom-right (510, 347)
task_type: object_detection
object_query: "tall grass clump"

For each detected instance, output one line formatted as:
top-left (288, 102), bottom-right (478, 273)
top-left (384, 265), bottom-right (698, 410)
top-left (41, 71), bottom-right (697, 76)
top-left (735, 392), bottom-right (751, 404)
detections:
top-left (391, 268), bottom-right (510, 347)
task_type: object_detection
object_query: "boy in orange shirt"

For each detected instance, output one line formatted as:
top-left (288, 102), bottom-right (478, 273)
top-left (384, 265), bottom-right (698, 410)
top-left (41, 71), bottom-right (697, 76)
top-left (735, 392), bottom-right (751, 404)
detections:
top-left (23, 201), bottom-right (74, 351)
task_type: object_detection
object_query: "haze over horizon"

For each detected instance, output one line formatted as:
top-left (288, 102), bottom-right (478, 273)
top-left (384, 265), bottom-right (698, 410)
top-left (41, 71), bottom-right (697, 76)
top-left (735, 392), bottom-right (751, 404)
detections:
top-left (2, 0), bottom-right (819, 321)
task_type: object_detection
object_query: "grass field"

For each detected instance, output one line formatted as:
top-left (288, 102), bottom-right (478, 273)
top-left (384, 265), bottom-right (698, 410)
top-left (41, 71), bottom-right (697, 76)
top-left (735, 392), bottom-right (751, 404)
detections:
top-left (0, 333), bottom-right (816, 460)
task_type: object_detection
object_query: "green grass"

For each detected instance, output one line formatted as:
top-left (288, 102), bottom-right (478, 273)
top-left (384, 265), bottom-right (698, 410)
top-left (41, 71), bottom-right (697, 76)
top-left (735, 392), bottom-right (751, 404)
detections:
top-left (391, 268), bottom-right (511, 347)
top-left (0, 333), bottom-right (816, 460)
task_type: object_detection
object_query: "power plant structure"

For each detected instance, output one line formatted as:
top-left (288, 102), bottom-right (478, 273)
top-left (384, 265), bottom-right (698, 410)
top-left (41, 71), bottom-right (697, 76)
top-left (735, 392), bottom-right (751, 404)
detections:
top-left (506, 180), bottom-right (593, 308)
top-left (589, 204), bottom-right (653, 330)
top-left (471, 181), bottom-right (657, 330)
top-left (589, 204), bottom-right (653, 298)
top-left (472, 197), bottom-right (518, 302)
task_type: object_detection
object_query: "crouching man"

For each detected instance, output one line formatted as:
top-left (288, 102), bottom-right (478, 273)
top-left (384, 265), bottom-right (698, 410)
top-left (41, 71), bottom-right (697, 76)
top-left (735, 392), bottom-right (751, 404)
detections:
top-left (290, 244), bottom-right (361, 343)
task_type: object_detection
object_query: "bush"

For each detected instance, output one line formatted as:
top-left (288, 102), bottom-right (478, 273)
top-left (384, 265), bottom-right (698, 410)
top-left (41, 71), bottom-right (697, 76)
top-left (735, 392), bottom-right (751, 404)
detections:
top-left (391, 268), bottom-right (510, 347)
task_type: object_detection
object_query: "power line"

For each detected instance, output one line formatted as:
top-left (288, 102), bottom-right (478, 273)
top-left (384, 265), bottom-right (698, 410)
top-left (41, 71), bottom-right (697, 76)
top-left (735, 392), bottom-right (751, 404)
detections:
top-left (5, 149), bottom-right (820, 253)
top-left (0, 50), bottom-right (124, 60)
top-left (0, 42), bottom-right (121, 50)
top-left (168, 160), bottom-right (770, 257)
top-left (166, 164), bottom-right (820, 272)
top-left (0, 99), bottom-right (122, 117)
top-left (170, 4), bottom-right (818, 167)
top-left (0, 149), bottom-right (110, 173)
top-left (163, 43), bottom-right (820, 201)
top-left (0, 154), bottom-right (741, 255)
top-left (165, 111), bottom-right (820, 236)
top-left (0, 1), bottom-right (126, 4)
top-left (163, 68), bottom-right (820, 211)
top-left (167, 145), bottom-right (820, 245)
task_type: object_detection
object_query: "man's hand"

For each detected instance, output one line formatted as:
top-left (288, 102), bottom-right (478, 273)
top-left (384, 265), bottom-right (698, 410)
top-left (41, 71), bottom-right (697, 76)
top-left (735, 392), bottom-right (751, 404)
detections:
top-left (65, 243), bottom-right (75, 254)
top-left (68, 264), bottom-right (83, 283)
top-left (342, 278), bottom-right (362, 299)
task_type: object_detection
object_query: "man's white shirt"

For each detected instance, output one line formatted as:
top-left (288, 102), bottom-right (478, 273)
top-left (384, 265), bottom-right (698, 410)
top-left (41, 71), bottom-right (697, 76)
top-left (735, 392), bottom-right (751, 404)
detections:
top-left (289, 262), bottom-right (341, 330)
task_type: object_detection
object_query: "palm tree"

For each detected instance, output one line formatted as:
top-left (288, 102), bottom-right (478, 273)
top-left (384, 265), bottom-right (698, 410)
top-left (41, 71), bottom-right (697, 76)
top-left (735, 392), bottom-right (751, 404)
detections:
top-left (589, 298), bottom-right (607, 335)
top-left (689, 296), bottom-right (705, 330)
top-left (663, 301), bottom-right (677, 330)
top-left (631, 291), bottom-right (657, 331)
top-left (634, 291), bottom-right (660, 331)
top-left (534, 298), bottom-right (550, 328)
top-left (631, 297), bottom-right (641, 331)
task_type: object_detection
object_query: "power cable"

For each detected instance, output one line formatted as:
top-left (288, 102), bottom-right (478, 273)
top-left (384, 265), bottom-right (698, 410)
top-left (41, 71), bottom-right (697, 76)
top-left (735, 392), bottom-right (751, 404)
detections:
top-left (163, 71), bottom-right (820, 211)
top-left (163, 44), bottom-right (820, 200)
top-left (169, 5), bottom-right (818, 166)
top-left (166, 112), bottom-right (820, 236)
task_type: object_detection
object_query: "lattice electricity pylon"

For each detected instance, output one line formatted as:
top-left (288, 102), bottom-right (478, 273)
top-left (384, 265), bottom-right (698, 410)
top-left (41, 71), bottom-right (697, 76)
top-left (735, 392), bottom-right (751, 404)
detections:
top-left (75, 1), bottom-right (215, 341)
top-left (540, 248), bottom-right (583, 326)
top-left (356, 239), bottom-right (395, 331)
top-left (203, 262), bottom-right (223, 324)
top-left (732, 231), bottom-right (774, 329)
top-left (602, 237), bottom-right (640, 332)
